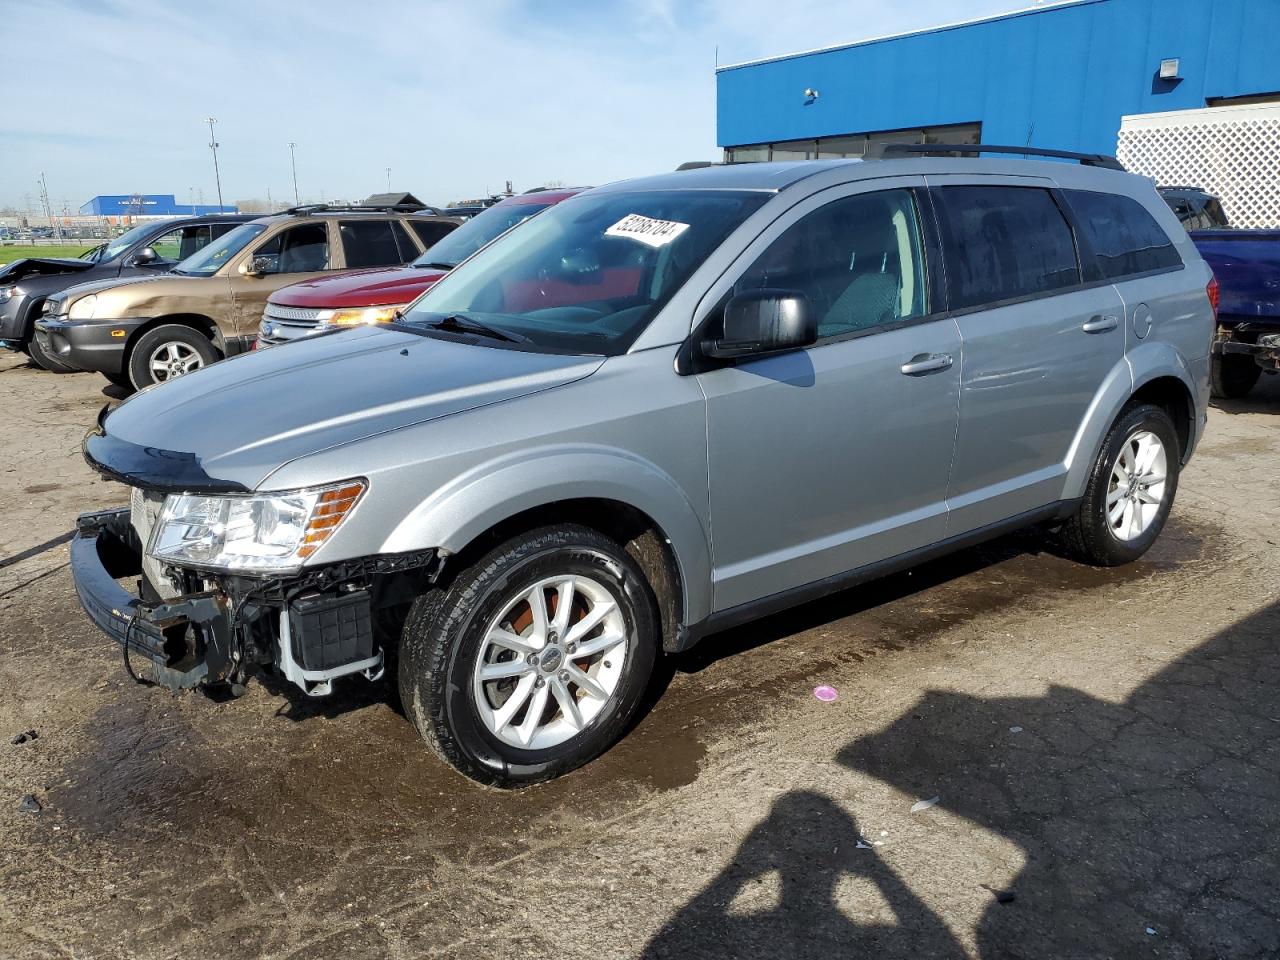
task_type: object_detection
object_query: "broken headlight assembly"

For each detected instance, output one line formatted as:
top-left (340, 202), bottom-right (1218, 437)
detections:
top-left (148, 479), bottom-right (365, 574)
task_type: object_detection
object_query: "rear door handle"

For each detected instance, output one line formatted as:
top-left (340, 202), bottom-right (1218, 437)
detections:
top-left (1082, 315), bottom-right (1119, 333)
top-left (900, 353), bottom-right (954, 376)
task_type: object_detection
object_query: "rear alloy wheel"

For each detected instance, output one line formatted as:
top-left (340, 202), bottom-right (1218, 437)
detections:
top-left (127, 324), bottom-right (219, 389)
top-left (1059, 403), bottom-right (1180, 566)
top-left (399, 525), bottom-right (659, 787)
top-left (1209, 353), bottom-right (1261, 400)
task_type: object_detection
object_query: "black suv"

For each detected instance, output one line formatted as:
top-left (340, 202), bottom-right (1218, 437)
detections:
top-left (0, 214), bottom-right (254, 371)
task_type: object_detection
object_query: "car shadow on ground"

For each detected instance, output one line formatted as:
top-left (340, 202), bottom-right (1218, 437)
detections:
top-left (646, 600), bottom-right (1280, 959)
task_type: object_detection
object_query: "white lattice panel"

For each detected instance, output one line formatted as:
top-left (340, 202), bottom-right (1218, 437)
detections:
top-left (1118, 103), bottom-right (1280, 229)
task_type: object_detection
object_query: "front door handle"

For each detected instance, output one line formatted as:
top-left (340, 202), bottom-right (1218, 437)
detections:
top-left (900, 353), bottom-right (954, 376)
top-left (1082, 315), bottom-right (1119, 333)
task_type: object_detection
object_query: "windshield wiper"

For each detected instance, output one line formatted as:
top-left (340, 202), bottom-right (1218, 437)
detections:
top-left (422, 313), bottom-right (528, 343)
top-left (413, 261), bottom-right (455, 270)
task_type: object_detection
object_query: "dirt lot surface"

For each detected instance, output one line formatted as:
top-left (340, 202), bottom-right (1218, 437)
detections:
top-left (1, 351), bottom-right (1278, 959)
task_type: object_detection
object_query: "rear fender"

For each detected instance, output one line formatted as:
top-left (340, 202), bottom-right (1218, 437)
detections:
top-left (1062, 345), bottom-right (1198, 499)
top-left (380, 445), bottom-right (713, 624)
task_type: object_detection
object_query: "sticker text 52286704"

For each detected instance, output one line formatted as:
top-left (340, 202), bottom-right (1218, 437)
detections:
top-left (604, 214), bottom-right (690, 248)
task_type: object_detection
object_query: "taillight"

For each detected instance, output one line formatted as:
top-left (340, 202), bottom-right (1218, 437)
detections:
top-left (1207, 275), bottom-right (1220, 325)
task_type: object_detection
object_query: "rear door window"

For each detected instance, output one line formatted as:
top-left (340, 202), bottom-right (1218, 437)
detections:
top-left (339, 219), bottom-right (405, 268)
top-left (936, 186), bottom-right (1081, 310)
top-left (252, 223), bottom-right (330, 274)
top-left (1066, 190), bottom-right (1183, 278)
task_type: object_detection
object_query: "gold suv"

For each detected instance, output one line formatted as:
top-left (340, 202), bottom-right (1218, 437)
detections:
top-left (35, 205), bottom-right (459, 388)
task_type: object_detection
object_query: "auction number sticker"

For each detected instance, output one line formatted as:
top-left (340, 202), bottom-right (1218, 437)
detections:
top-left (605, 213), bottom-right (690, 248)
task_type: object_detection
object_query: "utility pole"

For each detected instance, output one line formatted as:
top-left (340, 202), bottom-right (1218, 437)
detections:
top-left (188, 186), bottom-right (196, 214)
top-left (38, 172), bottom-right (63, 241)
top-left (205, 117), bottom-right (224, 210)
top-left (267, 187), bottom-right (274, 212)
top-left (385, 167), bottom-right (391, 191)
top-left (288, 142), bottom-right (299, 205)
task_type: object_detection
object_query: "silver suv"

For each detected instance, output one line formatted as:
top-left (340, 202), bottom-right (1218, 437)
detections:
top-left (71, 147), bottom-right (1214, 787)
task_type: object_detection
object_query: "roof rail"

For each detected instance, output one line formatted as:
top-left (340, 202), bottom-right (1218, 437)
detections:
top-left (675, 161), bottom-right (720, 171)
top-left (863, 142), bottom-right (1125, 170)
top-left (281, 202), bottom-right (439, 215)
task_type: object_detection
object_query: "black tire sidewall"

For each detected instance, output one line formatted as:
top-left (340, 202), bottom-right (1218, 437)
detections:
top-left (1085, 404), bottom-right (1180, 564)
top-left (1210, 353), bottom-right (1260, 399)
top-left (128, 325), bottom-right (218, 389)
top-left (412, 528), bottom-right (659, 786)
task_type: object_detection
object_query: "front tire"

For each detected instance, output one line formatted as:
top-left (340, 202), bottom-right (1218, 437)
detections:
top-left (1059, 403), bottom-right (1180, 566)
top-left (398, 525), bottom-right (659, 787)
top-left (127, 324), bottom-right (219, 389)
top-left (1210, 353), bottom-right (1260, 399)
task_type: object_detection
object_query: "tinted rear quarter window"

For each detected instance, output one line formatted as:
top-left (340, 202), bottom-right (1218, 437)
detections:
top-left (937, 186), bottom-right (1080, 310)
top-left (1067, 189), bottom-right (1183, 279)
top-left (410, 219), bottom-right (457, 249)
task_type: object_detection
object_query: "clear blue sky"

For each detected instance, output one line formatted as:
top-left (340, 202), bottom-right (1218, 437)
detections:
top-left (3, 0), bottom-right (1022, 210)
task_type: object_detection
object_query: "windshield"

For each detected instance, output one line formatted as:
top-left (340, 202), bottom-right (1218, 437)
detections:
top-left (414, 201), bottom-right (555, 269)
top-left (174, 222), bottom-right (267, 276)
top-left (401, 190), bottom-right (768, 355)
top-left (101, 222), bottom-right (160, 262)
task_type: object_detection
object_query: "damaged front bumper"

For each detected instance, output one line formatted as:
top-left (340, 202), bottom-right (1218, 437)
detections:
top-left (71, 508), bottom-right (434, 696)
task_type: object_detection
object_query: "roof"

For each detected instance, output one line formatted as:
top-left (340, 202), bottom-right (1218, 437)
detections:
top-left (593, 159), bottom-right (861, 194)
top-left (716, 0), bottom-right (1099, 72)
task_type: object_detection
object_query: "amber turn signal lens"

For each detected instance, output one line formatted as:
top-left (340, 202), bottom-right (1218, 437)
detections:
top-left (296, 481), bottom-right (365, 558)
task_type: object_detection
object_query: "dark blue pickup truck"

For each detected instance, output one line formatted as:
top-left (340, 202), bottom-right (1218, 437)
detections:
top-left (1193, 229), bottom-right (1280, 398)
top-left (1160, 187), bottom-right (1280, 399)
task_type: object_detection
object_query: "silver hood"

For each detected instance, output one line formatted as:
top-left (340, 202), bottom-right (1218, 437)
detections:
top-left (98, 325), bottom-right (604, 490)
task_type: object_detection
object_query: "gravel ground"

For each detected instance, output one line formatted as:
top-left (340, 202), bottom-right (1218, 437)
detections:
top-left (1, 351), bottom-right (1278, 959)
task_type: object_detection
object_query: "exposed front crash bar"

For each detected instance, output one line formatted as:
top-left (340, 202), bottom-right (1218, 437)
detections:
top-left (71, 508), bottom-right (233, 692)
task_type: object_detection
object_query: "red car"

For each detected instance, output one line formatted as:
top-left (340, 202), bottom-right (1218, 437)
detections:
top-left (258, 188), bottom-right (585, 346)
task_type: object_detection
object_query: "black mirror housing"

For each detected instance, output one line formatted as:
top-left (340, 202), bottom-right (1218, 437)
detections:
top-left (704, 289), bottom-right (817, 359)
top-left (132, 246), bottom-right (158, 265)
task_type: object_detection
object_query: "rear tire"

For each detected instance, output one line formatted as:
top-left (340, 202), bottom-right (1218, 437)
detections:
top-left (398, 525), bottom-right (659, 787)
top-left (127, 324), bottom-right (219, 389)
top-left (1059, 403), bottom-right (1180, 566)
top-left (1210, 353), bottom-right (1260, 399)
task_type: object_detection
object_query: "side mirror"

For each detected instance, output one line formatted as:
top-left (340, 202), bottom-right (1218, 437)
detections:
top-left (132, 246), bottom-right (158, 266)
top-left (240, 255), bottom-right (276, 278)
top-left (703, 289), bottom-right (817, 360)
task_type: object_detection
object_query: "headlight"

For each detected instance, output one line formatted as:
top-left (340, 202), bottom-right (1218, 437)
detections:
top-left (317, 305), bottom-right (403, 330)
top-left (0, 285), bottom-right (17, 304)
top-left (148, 479), bottom-right (365, 573)
top-left (68, 295), bottom-right (98, 320)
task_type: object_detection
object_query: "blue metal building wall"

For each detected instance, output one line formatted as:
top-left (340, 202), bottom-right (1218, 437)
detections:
top-left (79, 195), bottom-right (238, 216)
top-left (716, 0), bottom-right (1280, 154)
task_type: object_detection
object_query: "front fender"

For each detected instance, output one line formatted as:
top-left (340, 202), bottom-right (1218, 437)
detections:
top-left (1062, 344), bottom-right (1198, 499)
top-left (380, 444), bottom-right (713, 624)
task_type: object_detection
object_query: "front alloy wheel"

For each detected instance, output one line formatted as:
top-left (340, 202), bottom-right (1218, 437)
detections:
top-left (399, 525), bottom-right (659, 787)
top-left (473, 574), bottom-right (630, 749)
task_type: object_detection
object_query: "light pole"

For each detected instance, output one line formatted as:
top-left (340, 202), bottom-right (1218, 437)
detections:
top-left (205, 117), bottom-right (224, 210)
top-left (385, 167), bottom-right (391, 191)
top-left (288, 142), bottom-right (299, 205)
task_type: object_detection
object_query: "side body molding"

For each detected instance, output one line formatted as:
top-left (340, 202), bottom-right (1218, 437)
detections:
top-left (1061, 344), bottom-right (1198, 500)
top-left (380, 444), bottom-right (714, 625)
